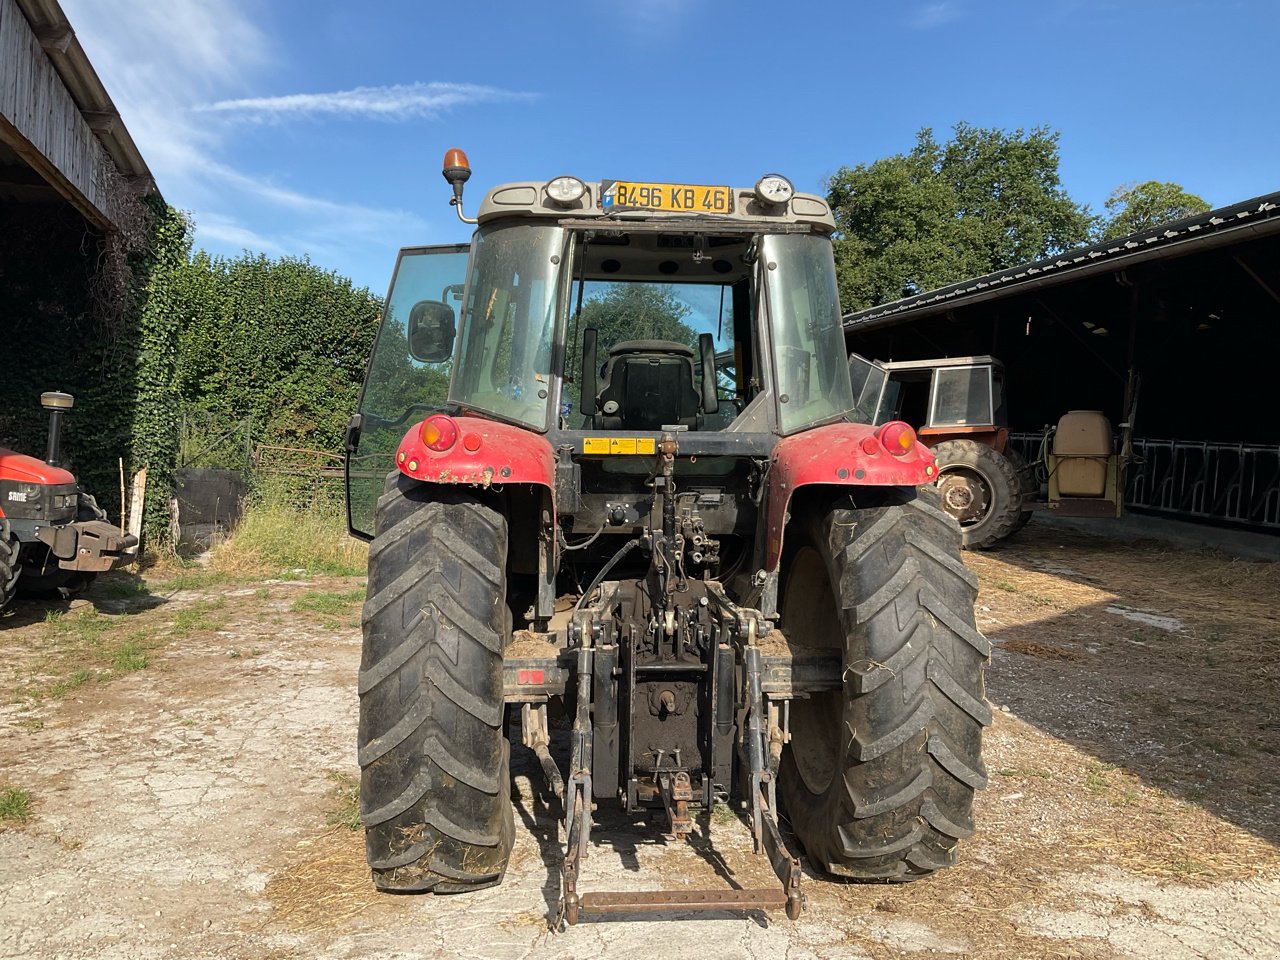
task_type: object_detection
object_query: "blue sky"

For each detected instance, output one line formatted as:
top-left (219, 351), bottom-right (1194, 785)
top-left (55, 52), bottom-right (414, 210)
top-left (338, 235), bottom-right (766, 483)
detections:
top-left (63, 0), bottom-right (1280, 296)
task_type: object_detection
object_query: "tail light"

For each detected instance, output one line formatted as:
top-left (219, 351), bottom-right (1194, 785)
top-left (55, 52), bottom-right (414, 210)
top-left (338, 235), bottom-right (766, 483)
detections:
top-left (877, 421), bottom-right (917, 457)
top-left (421, 414), bottom-right (458, 452)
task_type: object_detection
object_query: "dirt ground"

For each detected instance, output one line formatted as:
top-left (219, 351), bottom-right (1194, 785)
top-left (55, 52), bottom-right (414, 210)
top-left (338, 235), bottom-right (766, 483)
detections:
top-left (1, 522), bottom-right (1278, 959)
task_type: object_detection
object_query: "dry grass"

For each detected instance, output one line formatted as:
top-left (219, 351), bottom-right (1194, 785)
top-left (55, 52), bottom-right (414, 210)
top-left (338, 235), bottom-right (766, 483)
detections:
top-left (207, 488), bottom-right (366, 578)
top-left (1000, 638), bottom-right (1085, 661)
top-left (263, 828), bottom-right (392, 932)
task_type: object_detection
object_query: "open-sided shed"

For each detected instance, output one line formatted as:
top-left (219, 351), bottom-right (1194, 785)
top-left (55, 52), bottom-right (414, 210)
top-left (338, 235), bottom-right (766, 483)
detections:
top-left (844, 193), bottom-right (1280, 532)
top-left (1, 0), bottom-right (176, 537)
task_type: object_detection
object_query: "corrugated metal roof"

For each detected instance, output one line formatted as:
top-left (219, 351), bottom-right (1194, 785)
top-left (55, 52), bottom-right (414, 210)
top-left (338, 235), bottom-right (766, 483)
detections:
top-left (843, 191), bottom-right (1280, 331)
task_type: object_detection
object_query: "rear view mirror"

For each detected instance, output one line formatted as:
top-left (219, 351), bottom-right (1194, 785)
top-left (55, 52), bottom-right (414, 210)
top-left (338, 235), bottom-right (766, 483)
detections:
top-left (408, 300), bottom-right (456, 363)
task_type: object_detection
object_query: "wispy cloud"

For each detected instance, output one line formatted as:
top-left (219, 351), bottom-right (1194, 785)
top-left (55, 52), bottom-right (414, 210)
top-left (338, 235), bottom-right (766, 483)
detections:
top-left (57, 1), bottom-right (469, 274)
top-left (199, 82), bottom-right (534, 123)
top-left (910, 2), bottom-right (963, 29)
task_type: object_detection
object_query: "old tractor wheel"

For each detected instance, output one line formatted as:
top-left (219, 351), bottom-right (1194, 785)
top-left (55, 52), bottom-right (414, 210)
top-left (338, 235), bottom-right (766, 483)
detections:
top-left (1004, 449), bottom-right (1036, 536)
top-left (930, 439), bottom-right (1021, 549)
top-left (16, 494), bottom-right (107, 599)
top-left (0, 520), bottom-right (19, 611)
top-left (779, 486), bottom-right (990, 881)
top-left (358, 475), bottom-right (515, 893)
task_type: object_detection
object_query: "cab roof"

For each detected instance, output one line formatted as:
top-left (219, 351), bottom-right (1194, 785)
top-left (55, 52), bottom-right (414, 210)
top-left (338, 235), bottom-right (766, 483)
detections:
top-left (475, 180), bottom-right (837, 234)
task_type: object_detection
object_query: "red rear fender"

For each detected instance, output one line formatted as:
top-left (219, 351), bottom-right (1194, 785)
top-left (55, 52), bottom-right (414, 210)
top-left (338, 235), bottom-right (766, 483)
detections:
top-left (764, 421), bottom-right (936, 570)
top-left (395, 417), bottom-right (555, 493)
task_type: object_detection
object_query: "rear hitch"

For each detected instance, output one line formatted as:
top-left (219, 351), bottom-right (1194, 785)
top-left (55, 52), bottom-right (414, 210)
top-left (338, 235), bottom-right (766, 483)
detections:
top-left (556, 590), bottom-right (804, 926)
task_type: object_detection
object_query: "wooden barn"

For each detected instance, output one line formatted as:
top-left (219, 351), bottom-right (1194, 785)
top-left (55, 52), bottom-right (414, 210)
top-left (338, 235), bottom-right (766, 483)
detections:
top-left (1, 0), bottom-right (175, 536)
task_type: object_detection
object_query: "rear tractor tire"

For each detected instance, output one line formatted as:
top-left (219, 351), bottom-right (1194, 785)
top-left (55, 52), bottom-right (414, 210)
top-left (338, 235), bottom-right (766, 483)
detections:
top-left (1004, 448), bottom-right (1037, 536)
top-left (358, 475), bottom-right (515, 893)
top-left (779, 486), bottom-right (990, 881)
top-left (930, 439), bottom-right (1021, 549)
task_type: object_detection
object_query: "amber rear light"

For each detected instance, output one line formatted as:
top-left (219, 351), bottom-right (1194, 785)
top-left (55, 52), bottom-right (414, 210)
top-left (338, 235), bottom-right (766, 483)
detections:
top-left (421, 414), bottom-right (458, 452)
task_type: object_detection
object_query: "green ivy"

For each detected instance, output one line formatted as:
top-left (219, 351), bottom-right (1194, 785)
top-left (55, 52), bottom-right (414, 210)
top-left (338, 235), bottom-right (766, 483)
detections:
top-left (0, 200), bottom-right (182, 541)
top-left (1, 200), bottom-right (379, 543)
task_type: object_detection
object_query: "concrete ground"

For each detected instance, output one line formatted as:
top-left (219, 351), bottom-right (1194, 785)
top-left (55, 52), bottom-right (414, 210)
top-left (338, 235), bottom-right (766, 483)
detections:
top-left (1, 520), bottom-right (1277, 959)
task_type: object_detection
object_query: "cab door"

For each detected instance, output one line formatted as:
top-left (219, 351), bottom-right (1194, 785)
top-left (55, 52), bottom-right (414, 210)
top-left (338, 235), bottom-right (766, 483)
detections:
top-left (345, 244), bottom-right (469, 540)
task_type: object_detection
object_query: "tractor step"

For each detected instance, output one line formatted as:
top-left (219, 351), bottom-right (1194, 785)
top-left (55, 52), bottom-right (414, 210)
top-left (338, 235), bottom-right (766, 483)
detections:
top-left (578, 887), bottom-right (789, 915)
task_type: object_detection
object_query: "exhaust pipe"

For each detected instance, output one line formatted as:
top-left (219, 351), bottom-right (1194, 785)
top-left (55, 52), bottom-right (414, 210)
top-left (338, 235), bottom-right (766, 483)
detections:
top-left (40, 391), bottom-right (74, 468)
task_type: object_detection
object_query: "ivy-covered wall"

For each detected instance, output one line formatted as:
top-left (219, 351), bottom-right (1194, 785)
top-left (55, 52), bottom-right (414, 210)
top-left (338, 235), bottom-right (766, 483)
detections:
top-left (0, 199), bottom-right (189, 543)
top-left (174, 252), bottom-right (381, 454)
top-left (2, 196), bottom-right (381, 541)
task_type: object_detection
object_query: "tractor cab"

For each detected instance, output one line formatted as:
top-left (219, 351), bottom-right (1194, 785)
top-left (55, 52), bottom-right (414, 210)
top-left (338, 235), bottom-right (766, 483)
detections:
top-left (849, 353), bottom-right (1009, 449)
top-left (348, 165), bottom-right (861, 540)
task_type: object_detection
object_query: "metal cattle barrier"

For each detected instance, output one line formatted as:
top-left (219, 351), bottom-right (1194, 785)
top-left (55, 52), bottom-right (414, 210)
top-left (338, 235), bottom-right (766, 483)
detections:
top-left (1009, 433), bottom-right (1280, 530)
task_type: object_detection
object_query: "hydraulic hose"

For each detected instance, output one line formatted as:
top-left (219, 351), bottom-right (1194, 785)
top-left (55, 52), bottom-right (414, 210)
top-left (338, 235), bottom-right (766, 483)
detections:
top-left (574, 537), bottom-right (640, 612)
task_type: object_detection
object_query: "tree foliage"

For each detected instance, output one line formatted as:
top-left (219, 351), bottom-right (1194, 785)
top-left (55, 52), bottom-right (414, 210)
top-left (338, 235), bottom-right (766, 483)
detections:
top-left (1101, 180), bottom-right (1210, 240)
top-left (826, 124), bottom-right (1096, 312)
top-left (577, 283), bottom-right (695, 352)
top-left (567, 283), bottom-right (695, 389)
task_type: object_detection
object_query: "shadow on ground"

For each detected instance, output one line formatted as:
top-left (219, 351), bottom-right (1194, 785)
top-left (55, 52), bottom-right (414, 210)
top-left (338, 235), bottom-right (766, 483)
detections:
top-left (972, 521), bottom-right (1280, 849)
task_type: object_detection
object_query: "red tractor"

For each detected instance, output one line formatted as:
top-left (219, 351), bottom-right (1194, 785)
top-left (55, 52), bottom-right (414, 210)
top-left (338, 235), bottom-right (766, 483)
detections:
top-left (345, 153), bottom-right (989, 923)
top-left (0, 391), bottom-right (136, 609)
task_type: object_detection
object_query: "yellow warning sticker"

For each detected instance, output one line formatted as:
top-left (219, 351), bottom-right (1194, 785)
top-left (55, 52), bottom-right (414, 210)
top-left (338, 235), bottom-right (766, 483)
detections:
top-left (582, 437), bottom-right (657, 455)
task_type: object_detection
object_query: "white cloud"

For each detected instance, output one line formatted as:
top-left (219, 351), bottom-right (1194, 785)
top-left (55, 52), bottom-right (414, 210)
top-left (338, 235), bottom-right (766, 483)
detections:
top-left (910, 2), bottom-right (963, 29)
top-left (57, 1), bottom-right (430, 269)
top-left (195, 213), bottom-right (285, 255)
top-left (200, 82), bottom-right (534, 123)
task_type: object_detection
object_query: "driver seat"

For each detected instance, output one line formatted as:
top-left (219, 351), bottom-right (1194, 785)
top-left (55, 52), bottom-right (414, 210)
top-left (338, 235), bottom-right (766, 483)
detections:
top-left (594, 340), bottom-right (702, 430)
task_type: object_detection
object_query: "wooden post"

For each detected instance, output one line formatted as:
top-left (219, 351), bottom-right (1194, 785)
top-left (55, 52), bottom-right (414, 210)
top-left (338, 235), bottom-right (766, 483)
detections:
top-left (126, 468), bottom-right (147, 556)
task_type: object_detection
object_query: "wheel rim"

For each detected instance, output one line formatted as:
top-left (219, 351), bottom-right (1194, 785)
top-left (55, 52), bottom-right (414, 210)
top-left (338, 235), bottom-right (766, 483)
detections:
top-left (782, 546), bottom-right (842, 796)
top-left (937, 466), bottom-right (993, 527)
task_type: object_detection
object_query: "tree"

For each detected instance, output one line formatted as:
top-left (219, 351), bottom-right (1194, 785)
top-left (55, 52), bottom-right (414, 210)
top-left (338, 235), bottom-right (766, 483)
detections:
top-left (174, 251), bottom-right (382, 452)
top-left (563, 282), bottom-right (696, 409)
top-left (826, 124), bottom-right (1096, 312)
top-left (1101, 180), bottom-right (1210, 240)
top-left (576, 282), bottom-right (696, 352)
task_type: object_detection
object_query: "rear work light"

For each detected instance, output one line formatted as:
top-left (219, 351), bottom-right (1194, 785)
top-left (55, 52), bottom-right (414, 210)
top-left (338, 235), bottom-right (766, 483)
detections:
top-left (877, 420), bottom-right (917, 457)
top-left (421, 414), bottom-right (458, 452)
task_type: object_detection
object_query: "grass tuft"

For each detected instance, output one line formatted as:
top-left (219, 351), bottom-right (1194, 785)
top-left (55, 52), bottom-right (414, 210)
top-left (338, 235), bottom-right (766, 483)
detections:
top-left (111, 640), bottom-right (149, 673)
top-left (292, 589), bottom-right (365, 616)
top-left (324, 771), bottom-right (362, 832)
top-left (0, 787), bottom-right (33, 824)
top-left (171, 601), bottom-right (224, 637)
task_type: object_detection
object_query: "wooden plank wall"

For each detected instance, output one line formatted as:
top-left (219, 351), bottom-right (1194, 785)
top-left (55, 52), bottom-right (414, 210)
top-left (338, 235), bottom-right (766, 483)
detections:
top-left (0, 0), bottom-right (118, 229)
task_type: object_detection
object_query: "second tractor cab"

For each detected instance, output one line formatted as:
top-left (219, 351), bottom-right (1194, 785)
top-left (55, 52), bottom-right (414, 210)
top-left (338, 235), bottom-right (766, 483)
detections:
top-left (849, 352), bottom-right (1127, 548)
top-left (345, 154), bottom-right (989, 924)
top-left (1, 391), bottom-right (137, 610)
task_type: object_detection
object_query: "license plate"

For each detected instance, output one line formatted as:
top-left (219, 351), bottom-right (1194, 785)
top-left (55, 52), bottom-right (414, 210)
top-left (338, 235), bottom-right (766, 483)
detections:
top-left (601, 180), bottom-right (733, 214)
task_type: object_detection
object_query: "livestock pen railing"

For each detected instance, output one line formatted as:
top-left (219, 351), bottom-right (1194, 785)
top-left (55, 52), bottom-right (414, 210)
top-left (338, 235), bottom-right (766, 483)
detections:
top-left (1009, 433), bottom-right (1280, 531)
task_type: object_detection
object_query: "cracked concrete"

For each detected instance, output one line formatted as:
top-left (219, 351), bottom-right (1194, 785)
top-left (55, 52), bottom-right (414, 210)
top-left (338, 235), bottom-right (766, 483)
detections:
top-left (2, 526), bottom-right (1279, 959)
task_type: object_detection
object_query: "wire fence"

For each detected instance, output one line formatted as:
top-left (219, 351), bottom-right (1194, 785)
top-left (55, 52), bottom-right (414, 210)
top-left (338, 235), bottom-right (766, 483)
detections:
top-left (179, 409), bottom-right (346, 505)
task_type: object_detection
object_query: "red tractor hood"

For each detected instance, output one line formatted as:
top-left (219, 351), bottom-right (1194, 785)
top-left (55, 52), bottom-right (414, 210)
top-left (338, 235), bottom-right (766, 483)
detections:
top-left (0, 447), bottom-right (77, 485)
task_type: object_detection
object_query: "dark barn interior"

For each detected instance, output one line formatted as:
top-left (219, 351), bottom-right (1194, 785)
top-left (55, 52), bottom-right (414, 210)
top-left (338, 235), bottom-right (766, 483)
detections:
top-left (845, 194), bottom-right (1280, 531)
